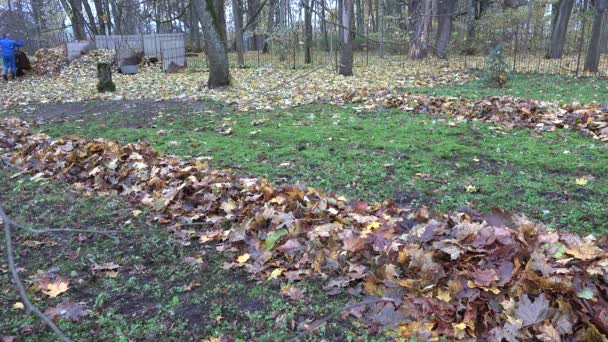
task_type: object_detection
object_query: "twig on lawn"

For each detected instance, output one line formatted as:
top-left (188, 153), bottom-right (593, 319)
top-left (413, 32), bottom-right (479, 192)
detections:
top-left (288, 297), bottom-right (397, 342)
top-left (0, 205), bottom-right (71, 342)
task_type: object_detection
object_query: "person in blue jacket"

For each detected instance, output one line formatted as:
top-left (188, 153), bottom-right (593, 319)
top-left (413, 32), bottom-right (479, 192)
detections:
top-left (1, 33), bottom-right (24, 81)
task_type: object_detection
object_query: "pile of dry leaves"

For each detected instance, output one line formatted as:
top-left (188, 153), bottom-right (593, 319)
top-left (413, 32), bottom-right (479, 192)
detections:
top-left (1, 117), bottom-right (608, 340)
top-left (358, 92), bottom-right (608, 141)
top-left (60, 49), bottom-right (116, 79)
top-left (32, 46), bottom-right (66, 76)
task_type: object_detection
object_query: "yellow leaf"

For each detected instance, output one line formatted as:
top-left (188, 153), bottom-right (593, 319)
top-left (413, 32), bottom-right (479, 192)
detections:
top-left (465, 185), bottom-right (478, 193)
top-left (13, 302), bottom-right (24, 310)
top-left (366, 221), bottom-right (381, 230)
top-left (221, 199), bottom-right (237, 214)
top-left (131, 209), bottom-right (142, 217)
top-left (437, 288), bottom-right (452, 302)
top-left (453, 322), bottom-right (467, 339)
top-left (575, 177), bottom-right (588, 185)
top-left (237, 253), bottom-right (250, 263)
top-left (269, 268), bottom-right (284, 279)
top-left (42, 278), bottom-right (70, 297)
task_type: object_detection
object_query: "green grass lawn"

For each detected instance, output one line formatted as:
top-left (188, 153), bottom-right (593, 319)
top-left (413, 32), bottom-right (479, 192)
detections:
top-left (0, 172), bottom-right (385, 341)
top-left (404, 73), bottom-right (608, 104)
top-left (15, 101), bottom-right (608, 235)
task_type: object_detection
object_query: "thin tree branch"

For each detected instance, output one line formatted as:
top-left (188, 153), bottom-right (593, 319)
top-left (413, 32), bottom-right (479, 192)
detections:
top-left (0, 205), bottom-right (71, 342)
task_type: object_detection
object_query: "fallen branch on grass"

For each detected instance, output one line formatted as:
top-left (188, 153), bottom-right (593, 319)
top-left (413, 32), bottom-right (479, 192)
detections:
top-left (0, 205), bottom-right (71, 342)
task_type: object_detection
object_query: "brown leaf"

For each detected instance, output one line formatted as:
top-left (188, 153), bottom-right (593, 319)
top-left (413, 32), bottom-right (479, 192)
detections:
top-left (516, 294), bottom-right (550, 327)
top-left (45, 301), bottom-right (91, 321)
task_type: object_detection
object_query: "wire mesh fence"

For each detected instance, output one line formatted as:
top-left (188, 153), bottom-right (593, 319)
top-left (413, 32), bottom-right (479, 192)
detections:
top-left (178, 4), bottom-right (607, 78)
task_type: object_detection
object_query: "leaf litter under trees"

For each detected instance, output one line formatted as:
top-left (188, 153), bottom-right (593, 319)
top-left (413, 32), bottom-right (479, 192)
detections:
top-left (2, 117), bottom-right (608, 340)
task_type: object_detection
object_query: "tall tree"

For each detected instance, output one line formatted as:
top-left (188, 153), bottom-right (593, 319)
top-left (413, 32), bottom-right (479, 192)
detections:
top-left (262, 0), bottom-right (275, 53)
top-left (93, 0), bottom-right (107, 35)
top-left (232, 0), bottom-right (245, 65)
top-left (584, 0), bottom-right (607, 72)
top-left (82, 0), bottom-right (99, 35)
top-left (303, 0), bottom-right (313, 63)
top-left (355, 0), bottom-right (364, 35)
top-left (279, 0), bottom-right (286, 61)
top-left (193, 0), bottom-right (231, 87)
top-left (339, 0), bottom-right (354, 75)
top-left (378, 0), bottom-right (384, 57)
top-left (247, 0), bottom-right (260, 49)
top-left (547, 0), bottom-right (575, 58)
top-left (60, 0), bottom-right (87, 40)
top-left (409, 0), bottom-right (431, 59)
top-left (435, 0), bottom-right (455, 58)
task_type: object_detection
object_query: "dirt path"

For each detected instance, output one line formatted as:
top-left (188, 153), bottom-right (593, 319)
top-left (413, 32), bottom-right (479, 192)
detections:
top-left (0, 99), bottom-right (213, 128)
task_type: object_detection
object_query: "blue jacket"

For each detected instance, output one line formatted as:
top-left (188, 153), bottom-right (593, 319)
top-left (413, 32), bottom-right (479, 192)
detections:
top-left (0, 38), bottom-right (24, 57)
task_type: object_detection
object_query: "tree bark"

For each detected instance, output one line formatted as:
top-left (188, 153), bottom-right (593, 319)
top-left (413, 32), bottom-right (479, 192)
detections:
top-left (93, 0), bottom-right (107, 35)
top-left (355, 0), bottom-right (364, 35)
top-left (247, 0), bottom-right (260, 49)
top-left (584, 0), bottom-right (607, 72)
top-left (321, 0), bottom-right (329, 51)
top-left (82, 0), bottom-right (99, 35)
top-left (409, 0), bottom-right (431, 59)
top-left (340, 0), bottom-right (354, 75)
top-left (232, 0), bottom-right (245, 65)
top-left (304, 0), bottom-right (313, 63)
top-left (193, 0), bottom-right (231, 87)
top-left (435, 0), bottom-right (455, 58)
top-left (379, 0), bottom-right (384, 57)
top-left (212, 0), bottom-right (228, 49)
top-left (60, 0), bottom-right (87, 40)
top-left (547, 0), bottom-right (574, 58)
top-left (600, 11), bottom-right (608, 53)
top-left (262, 0), bottom-right (275, 53)
top-left (279, 0), bottom-right (287, 61)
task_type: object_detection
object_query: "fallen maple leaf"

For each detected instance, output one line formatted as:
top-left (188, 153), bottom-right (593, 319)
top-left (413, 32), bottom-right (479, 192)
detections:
top-left (41, 277), bottom-right (70, 297)
top-left (516, 294), bottom-right (550, 327)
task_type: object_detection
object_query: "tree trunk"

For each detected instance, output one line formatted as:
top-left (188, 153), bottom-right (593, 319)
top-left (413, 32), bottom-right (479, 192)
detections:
top-left (340, 0), bottom-right (354, 75)
top-left (82, 0), bottom-right (99, 35)
top-left (547, 0), bottom-right (574, 58)
top-left (212, 0), bottom-right (228, 49)
top-left (435, 0), bottom-right (455, 58)
top-left (232, 0), bottom-right (245, 65)
top-left (409, 0), bottom-right (431, 59)
top-left (61, 0), bottom-right (87, 40)
top-left (279, 0), bottom-right (287, 61)
top-left (93, 0), bottom-right (107, 35)
top-left (31, 0), bottom-right (45, 34)
top-left (584, 0), bottom-right (607, 72)
top-left (97, 62), bottom-right (116, 92)
top-left (247, 0), bottom-right (260, 50)
top-left (379, 0), bottom-right (384, 57)
top-left (304, 0), bottom-right (313, 63)
top-left (465, 0), bottom-right (475, 51)
top-left (193, 0), bottom-right (231, 87)
top-left (262, 0), bottom-right (275, 53)
top-left (355, 0), bottom-right (364, 35)
top-left (321, 0), bottom-right (329, 51)
top-left (105, 0), bottom-right (113, 34)
top-left (600, 11), bottom-right (608, 53)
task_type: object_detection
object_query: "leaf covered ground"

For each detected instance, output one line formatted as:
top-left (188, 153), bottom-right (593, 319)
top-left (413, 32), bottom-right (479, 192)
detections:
top-left (7, 99), bottom-right (608, 234)
top-left (0, 171), bottom-right (379, 341)
top-left (2, 57), bottom-right (608, 340)
top-left (2, 116), bottom-right (608, 340)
